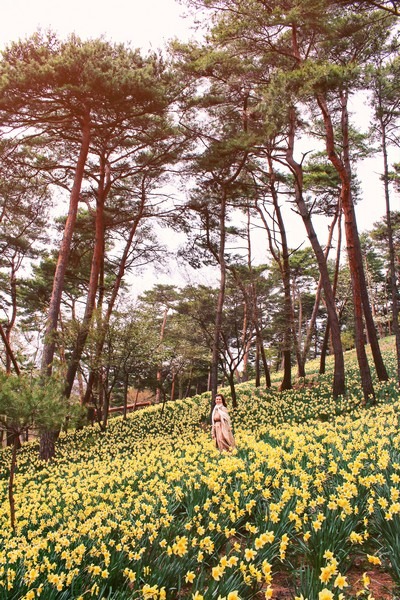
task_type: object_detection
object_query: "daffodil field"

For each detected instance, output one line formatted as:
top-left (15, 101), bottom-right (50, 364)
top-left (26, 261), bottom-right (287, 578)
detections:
top-left (1, 340), bottom-right (400, 599)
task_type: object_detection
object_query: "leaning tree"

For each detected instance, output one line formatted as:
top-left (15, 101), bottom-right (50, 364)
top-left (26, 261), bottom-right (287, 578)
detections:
top-left (0, 32), bottom-right (176, 459)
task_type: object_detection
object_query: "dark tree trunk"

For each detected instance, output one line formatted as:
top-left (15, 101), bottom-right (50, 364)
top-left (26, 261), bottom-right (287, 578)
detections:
top-left (340, 91), bottom-right (387, 383)
top-left (273, 173), bottom-right (292, 391)
top-left (39, 430), bottom-right (57, 462)
top-left (228, 370), bottom-right (238, 408)
top-left (256, 152), bottom-right (292, 391)
top-left (317, 92), bottom-right (375, 403)
top-left (349, 196), bottom-right (388, 382)
top-left (320, 206), bottom-right (343, 374)
top-left (292, 281), bottom-right (306, 378)
top-left (123, 374), bottom-right (129, 420)
top-left (255, 321), bottom-right (271, 388)
top-left (301, 202), bottom-right (340, 368)
top-left (156, 307), bottom-right (169, 404)
top-left (381, 118), bottom-right (400, 384)
top-left (5, 261), bottom-right (18, 374)
top-left (210, 188), bottom-right (228, 404)
top-left (280, 256), bottom-right (293, 391)
top-left (102, 383), bottom-right (110, 431)
top-left (255, 341), bottom-right (261, 388)
top-left (41, 110), bottom-right (91, 376)
top-left (39, 111), bottom-right (91, 460)
top-left (8, 434), bottom-right (18, 532)
top-left (6, 429), bottom-right (21, 449)
top-left (82, 187), bottom-right (147, 411)
top-left (286, 107), bottom-right (345, 397)
top-left (185, 367), bottom-right (193, 398)
top-left (260, 342), bottom-right (271, 388)
top-left (65, 154), bottom-right (110, 398)
top-left (319, 319), bottom-right (331, 375)
top-left (280, 350), bottom-right (292, 391)
top-left (0, 323), bottom-right (20, 376)
top-left (83, 371), bottom-right (95, 408)
top-left (170, 372), bottom-right (176, 401)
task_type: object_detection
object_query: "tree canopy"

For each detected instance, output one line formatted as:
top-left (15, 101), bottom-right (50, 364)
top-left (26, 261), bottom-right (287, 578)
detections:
top-left (0, 10), bottom-right (399, 457)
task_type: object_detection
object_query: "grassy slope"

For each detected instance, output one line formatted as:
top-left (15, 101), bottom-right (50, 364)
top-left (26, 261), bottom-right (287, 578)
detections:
top-left (1, 338), bottom-right (400, 599)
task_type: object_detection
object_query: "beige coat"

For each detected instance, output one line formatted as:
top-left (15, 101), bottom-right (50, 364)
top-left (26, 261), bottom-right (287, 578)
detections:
top-left (211, 405), bottom-right (235, 451)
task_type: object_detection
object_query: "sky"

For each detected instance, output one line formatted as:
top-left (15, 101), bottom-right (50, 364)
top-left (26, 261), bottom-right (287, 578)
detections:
top-left (0, 1), bottom-right (396, 290)
top-left (0, 0), bottom-right (195, 51)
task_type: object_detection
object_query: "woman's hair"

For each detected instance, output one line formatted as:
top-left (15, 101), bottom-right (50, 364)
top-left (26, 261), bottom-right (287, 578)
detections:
top-left (215, 393), bottom-right (227, 407)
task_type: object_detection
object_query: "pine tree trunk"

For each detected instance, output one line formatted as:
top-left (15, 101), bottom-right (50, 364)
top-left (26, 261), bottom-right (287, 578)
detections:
top-left (257, 153), bottom-right (293, 391)
top-left (280, 350), bottom-right (292, 391)
top-left (123, 374), bottom-right (129, 420)
top-left (340, 91), bottom-right (387, 384)
top-left (39, 430), bottom-right (57, 462)
top-left (381, 118), bottom-right (400, 384)
top-left (170, 372), bottom-right (176, 402)
top-left (83, 190), bottom-right (148, 410)
top-left (41, 110), bottom-right (91, 376)
top-left (8, 435), bottom-right (18, 531)
top-left (301, 205), bottom-right (340, 367)
top-left (317, 92), bottom-right (375, 402)
top-left (210, 188), bottom-right (228, 402)
top-left (39, 112), bottom-right (91, 459)
top-left (5, 263), bottom-right (18, 374)
top-left (319, 319), bottom-right (331, 375)
top-left (260, 342), bottom-right (271, 388)
top-left (255, 321), bottom-right (271, 388)
top-left (65, 154), bottom-right (109, 398)
top-left (255, 341), bottom-right (261, 388)
top-left (280, 237), bottom-right (293, 392)
top-left (286, 107), bottom-right (345, 397)
top-left (0, 323), bottom-right (20, 376)
top-left (156, 308), bottom-right (169, 404)
top-left (228, 371), bottom-right (238, 408)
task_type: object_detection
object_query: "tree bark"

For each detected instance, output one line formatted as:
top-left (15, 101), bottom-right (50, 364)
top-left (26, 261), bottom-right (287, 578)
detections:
top-left (5, 259), bottom-right (18, 374)
top-left (320, 207), bottom-right (343, 373)
top-left (255, 341), bottom-right (261, 387)
top-left (286, 107), bottom-right (345, 397)
top-left (210, 187), bottom-right (228, 403)
top-left (379, 106), bottom-right (400, 384)
top-left (317, 92), bottom-right (374, 402)
top-left (228, 370), bottom-right (238, 408)
top-left (170, 372), bottom-right (176, 402)
top-left (156, 307), bottom-right (169, 404)
top-left (39, 430), bottom-right (58, 462)
top-left (301, 202), bottom-right (340, 367)
top-left (258, 330), bottom-right (271, 388)
top-left (256, 153), bottom-right (292, 391)
top-left (8, 434), bottom-right (18, 532)
top-left (83, 184), bottom-right (147, 407)
top-left (339, 91), bottom-right (388, 383)
top-left (319, 319), bottom-right (331, 375)
top-left (209, 153), bottom-right (249, 407)
top-left (123, 373), bottom-right (129, 420)
top-left (39, 109), bottom-right (91, 460)
top-left (0, 323), bottom-right (20, 376)
top-left (240, 300), bottom-right (250, 382)
top-left (65, 154), bottom-right (110, 398)
top-left (41, 109), bottom-right (91, 376)
top-left (250, 277), bottom-right (271, 388)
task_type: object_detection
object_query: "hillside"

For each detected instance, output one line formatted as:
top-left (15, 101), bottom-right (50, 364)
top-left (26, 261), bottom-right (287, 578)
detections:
top-left (1, 339), bottom-right (400, 599)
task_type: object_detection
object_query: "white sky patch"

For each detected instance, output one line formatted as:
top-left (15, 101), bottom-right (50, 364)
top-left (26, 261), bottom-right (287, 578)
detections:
top-left (0, 0), bottom-right (194, 50)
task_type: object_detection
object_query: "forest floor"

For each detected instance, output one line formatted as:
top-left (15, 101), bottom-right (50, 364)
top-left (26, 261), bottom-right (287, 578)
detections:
top-left (252, 564), bottom-right (397, 599)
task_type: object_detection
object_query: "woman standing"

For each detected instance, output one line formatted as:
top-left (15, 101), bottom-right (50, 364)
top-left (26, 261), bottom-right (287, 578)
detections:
top-left (211, 393), bottom-right (235, 452)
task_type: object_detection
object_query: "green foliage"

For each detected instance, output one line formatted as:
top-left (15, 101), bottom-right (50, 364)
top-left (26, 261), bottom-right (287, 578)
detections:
top-left (0, 32), bottom-right (169, 115)
top-left (0, 372), bottom-right (69, 434)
